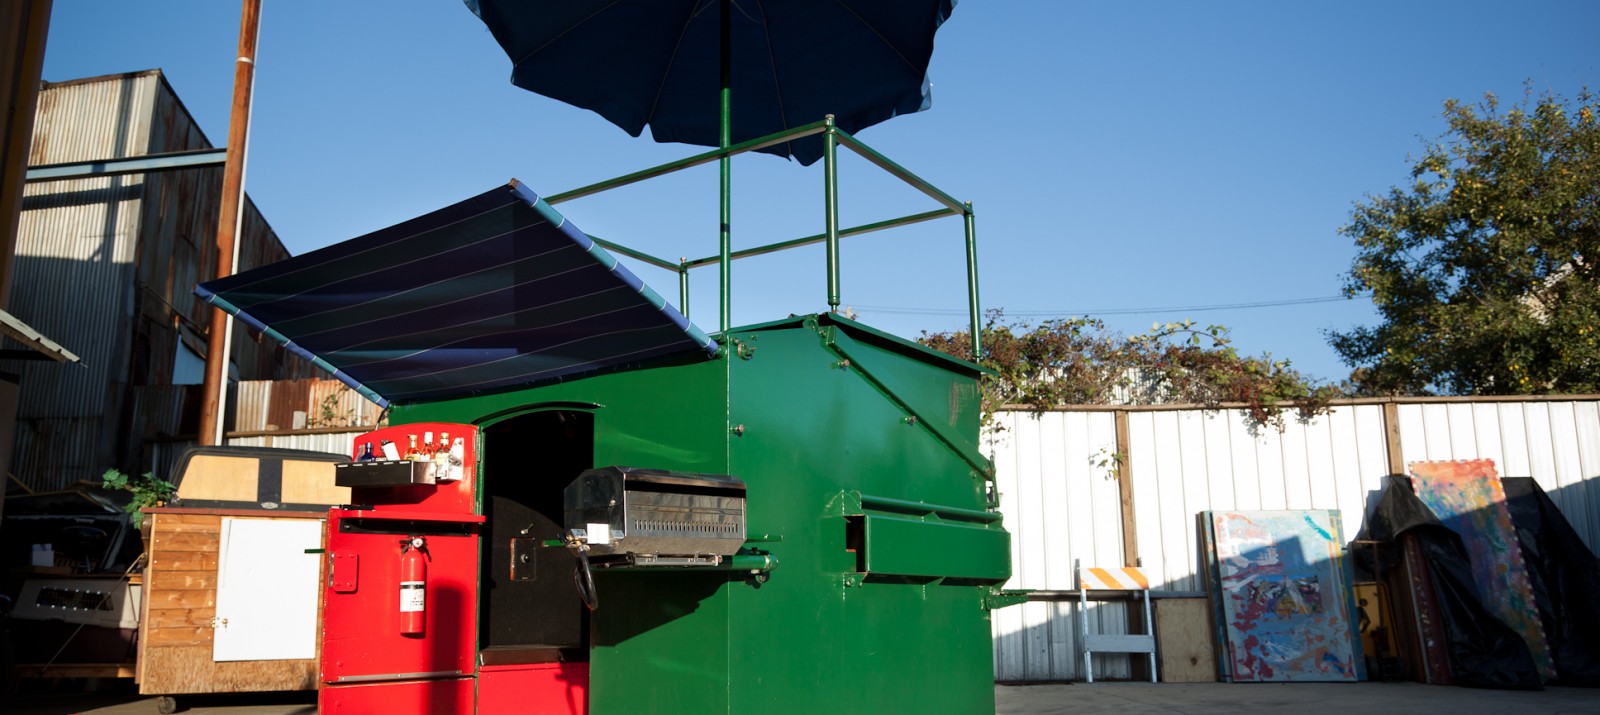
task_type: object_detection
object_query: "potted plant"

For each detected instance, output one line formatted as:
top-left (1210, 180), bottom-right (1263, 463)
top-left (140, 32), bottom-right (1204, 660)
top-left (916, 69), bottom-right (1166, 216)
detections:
top-left (101, 468), bottom-right (177, 529)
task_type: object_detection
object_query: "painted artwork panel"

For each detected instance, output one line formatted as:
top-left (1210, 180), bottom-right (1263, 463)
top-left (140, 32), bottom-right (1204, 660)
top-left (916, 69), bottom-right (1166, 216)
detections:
top-left (1408, 459), bottom-right (1554, 681)
top-left (1211, 510), bottom-right (1359, 681)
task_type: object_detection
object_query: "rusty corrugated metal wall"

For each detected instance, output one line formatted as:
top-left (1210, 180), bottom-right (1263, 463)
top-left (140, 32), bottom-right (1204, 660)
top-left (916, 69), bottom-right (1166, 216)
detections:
top-left (5, 70), bottom-right (311, 491)
top-left (146, 377), bottom-right (381, 479)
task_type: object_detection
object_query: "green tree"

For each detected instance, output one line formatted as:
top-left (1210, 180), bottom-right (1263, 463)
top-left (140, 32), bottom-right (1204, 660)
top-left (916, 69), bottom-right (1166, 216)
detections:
top-left (920, 311), bottom-right (1337, 429)
top-left (1330, 88), bottom-right (1599, 395)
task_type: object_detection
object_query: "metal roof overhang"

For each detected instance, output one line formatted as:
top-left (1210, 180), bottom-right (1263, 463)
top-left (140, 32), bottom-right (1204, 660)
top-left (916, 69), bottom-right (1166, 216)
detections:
top-left (195, 181), bottom-right (717, 408)
top-left (0, 308), bottom-right (82, 363)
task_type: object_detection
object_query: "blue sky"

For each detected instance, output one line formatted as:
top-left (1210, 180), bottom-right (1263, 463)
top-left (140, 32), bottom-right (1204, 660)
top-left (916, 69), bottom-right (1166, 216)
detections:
top-left (40, 1), bottom-right (1599, 383)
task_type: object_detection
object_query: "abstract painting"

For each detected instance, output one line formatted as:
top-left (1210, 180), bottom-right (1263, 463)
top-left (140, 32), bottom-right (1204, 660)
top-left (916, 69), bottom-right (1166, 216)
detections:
top-left (1408, 459), bottom-right (1553, 682)
top-left (1207, 510), bottom-right (1361, 682)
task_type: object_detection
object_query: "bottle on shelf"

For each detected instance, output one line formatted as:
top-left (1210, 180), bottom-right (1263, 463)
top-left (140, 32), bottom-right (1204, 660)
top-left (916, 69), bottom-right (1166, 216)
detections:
top-left (380, 439), bottom-right (399, 461)
top-left (404, 434), bottom-right (421, 461)
top-left (357, 442), bottom-right (376, 461)
top-left (432, 431), bottom-right (452, 472)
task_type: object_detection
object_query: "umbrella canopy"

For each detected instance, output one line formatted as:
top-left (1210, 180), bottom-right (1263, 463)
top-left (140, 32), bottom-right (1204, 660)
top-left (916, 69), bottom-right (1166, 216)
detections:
top-left (465, 0), bottom-right (957, 165)
top-left (195, 181), bottom-right (717, 408)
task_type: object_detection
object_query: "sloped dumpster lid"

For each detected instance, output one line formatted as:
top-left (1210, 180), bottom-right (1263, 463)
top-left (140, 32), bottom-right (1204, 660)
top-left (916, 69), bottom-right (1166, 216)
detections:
top-left (196, 181), bottom-right (717, 408)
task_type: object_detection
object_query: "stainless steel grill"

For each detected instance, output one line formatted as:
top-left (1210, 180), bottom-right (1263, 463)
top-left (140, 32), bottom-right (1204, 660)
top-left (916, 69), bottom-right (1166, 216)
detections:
top-left (564, 466), bottom-right (746, 565)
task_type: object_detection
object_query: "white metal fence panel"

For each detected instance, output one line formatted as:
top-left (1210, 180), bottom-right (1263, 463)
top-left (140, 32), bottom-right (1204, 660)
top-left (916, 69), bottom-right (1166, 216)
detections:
top-left (1124, 405), bottom-right (1388, 593)
top-left (987, 410), bottom-right (1128, 681)
top-left (991, 398), bottom-right (1600, 682)
top-left (1395, 400), bottom-right (1600, 551)
top-left (994, 404), bottom-right (1392, 680)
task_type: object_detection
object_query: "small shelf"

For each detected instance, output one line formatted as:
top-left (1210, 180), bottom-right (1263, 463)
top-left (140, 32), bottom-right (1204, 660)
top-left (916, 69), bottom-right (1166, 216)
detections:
top-left (335, 460), bottom-right (436, 487)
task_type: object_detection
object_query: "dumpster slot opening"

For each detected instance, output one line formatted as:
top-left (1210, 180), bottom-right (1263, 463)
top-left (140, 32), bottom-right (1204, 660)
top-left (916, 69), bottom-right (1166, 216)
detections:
top-left (845, 515), bottom-right (866, 573)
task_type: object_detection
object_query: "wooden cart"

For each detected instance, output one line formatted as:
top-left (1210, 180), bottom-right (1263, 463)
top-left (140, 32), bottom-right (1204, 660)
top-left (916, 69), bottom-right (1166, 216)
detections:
top-left (135, 447), bottom-right (348, 713)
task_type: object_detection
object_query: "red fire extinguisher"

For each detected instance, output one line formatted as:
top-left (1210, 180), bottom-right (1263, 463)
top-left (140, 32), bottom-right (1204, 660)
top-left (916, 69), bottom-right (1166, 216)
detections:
top-left (399, 536), bottom-right (428, 636)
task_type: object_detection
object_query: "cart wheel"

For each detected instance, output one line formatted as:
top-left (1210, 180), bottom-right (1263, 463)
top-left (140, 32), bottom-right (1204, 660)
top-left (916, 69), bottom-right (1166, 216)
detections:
top-left (155, 695), bottom-right (179, 714)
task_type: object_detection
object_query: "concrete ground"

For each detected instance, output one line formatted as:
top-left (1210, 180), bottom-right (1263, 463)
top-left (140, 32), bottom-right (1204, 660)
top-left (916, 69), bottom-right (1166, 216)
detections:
top-left (997, 682), bottom-right (1600, 715)
top-left (7, 682), bottom-right (1600, 714)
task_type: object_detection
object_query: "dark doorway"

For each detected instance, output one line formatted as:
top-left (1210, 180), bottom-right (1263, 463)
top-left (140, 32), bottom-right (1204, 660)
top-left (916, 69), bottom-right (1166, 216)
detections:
top-left (479, 410), bottom-right (592, 656)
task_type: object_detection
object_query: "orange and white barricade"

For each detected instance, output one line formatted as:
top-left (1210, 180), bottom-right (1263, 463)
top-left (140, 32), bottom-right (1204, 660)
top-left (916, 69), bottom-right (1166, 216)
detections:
top-left (1077, 560), bottom-right (1157, 683)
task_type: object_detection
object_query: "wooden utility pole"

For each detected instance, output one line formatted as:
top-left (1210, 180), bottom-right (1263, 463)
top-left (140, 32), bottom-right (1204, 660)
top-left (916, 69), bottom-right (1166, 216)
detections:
top-left (198, 0), bottom-right (262, 446)
top-left (0, 0), bottom-right (53, 311)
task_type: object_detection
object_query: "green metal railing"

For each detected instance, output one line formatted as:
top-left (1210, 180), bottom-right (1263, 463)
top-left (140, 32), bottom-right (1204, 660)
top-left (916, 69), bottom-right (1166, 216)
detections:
top-left (544, 116), bottom-right (983, 361)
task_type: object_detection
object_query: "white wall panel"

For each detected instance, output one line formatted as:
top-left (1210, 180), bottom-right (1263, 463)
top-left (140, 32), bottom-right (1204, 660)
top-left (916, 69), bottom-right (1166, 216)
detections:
top-left (995, 398), bottom-right (1599, 681)
top-left (988, 411), bottom-right (1125, 681)
top-left (1395, 400), bottom-right (1600, 551)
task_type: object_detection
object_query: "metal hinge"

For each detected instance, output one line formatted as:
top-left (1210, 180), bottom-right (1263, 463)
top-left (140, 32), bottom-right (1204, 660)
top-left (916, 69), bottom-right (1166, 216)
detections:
top-left (984, 589), bottom-right (1030, 610)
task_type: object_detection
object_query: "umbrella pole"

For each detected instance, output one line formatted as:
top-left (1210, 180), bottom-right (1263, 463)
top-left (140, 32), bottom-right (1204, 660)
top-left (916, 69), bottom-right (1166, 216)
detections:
top-left (718, 0), bottom-right (732, 334)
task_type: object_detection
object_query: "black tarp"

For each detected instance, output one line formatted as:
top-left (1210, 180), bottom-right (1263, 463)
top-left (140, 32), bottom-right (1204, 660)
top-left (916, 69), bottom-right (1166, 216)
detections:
top-left (1359, 476), bottom-right (1600, 690)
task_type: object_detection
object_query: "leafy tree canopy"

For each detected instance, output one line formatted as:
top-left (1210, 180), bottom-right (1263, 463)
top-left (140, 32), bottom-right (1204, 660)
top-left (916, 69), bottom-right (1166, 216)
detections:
top-left (1330, 88), bottom-right (1598, 395)
top-left (920, 311), bottom-right (1338, 429)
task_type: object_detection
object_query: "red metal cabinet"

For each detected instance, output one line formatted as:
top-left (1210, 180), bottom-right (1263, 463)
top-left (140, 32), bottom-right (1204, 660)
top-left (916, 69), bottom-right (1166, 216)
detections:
top-left (319, 508), bottom-right (483, 713)
top-left (318, 676), bottom-right (475, 715)
top-left (479, 663), bottom-right (590, 714)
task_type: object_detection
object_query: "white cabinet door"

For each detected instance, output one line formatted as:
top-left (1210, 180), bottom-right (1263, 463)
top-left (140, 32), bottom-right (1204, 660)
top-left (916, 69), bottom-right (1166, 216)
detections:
top-left (213, 517), bottom-right (323, 662)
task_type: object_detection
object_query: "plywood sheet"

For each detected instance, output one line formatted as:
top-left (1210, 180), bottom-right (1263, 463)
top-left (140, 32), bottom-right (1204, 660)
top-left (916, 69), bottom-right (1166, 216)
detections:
top-left (281, 458), bottom-right (350, 505)
top-left (1154, 598), bottom-right (1215, 683)
top-left (139, 645), bottom-right (316, 694)
top-left (176, 455), bottom-right (260, 502)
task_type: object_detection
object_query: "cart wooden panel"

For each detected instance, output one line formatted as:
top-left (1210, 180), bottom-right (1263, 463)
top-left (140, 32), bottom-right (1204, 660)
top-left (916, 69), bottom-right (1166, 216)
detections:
top-left (137, 509), bottom-right (326, 695)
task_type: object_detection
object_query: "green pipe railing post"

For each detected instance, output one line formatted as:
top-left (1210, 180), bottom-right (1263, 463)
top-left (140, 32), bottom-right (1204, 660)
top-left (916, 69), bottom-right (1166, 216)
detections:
top-left (718, 0), bottom-right (732, 334)
top-left (963, 202), bottom-right (982, 361)
top-left (679, 259), bottom-right (691, 320)
top-left (823, 115), bottom-right (840, 312)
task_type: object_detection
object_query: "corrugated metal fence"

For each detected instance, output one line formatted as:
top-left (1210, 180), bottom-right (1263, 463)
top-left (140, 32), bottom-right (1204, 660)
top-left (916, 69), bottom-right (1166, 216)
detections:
top-left (990, 396), bottom-right (1600, 682)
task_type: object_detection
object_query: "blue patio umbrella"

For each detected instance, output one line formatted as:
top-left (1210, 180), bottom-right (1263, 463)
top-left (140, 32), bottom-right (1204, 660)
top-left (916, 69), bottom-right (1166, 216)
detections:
top-left (464, 0), bottom-right (958, 166)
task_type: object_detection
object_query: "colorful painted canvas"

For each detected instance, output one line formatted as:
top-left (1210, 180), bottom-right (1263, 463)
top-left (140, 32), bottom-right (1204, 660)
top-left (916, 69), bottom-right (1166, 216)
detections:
top-left (1408, 459), bottom-right (1554, 682)
top-left (1208, 510), bottom-right (1360, 682)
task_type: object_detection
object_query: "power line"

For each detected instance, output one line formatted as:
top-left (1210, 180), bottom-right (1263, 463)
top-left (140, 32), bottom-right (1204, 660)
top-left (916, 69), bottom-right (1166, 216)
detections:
top-left (853, 295), bottom-right (1350, 318)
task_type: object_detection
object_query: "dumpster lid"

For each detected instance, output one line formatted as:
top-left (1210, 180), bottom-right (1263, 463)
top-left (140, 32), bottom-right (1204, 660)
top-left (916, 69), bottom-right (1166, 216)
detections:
top-left (196, 181), bottom-right (717, 407)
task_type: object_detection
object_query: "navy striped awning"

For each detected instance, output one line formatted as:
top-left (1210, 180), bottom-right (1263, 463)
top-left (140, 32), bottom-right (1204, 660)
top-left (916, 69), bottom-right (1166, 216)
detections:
top-left (196, 181), bottom-right (717, 408)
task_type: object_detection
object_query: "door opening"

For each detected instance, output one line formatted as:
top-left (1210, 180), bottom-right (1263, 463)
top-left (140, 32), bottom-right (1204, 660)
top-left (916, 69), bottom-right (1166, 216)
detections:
top-left (479, 409), bottom-right (593, 660)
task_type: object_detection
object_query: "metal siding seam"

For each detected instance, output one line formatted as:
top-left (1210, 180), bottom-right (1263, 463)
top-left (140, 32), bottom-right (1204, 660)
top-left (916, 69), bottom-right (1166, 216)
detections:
top-left (1018, 413), bottom-right (1048, 679)
top-left (1446, 402), bottom-right (1478, 457)
top-left (1088, 412), bottom-right (1121, 573)
top-left (1396, 403), bottom-right (1425, 468)
top-left (1228, 410), bottom-right (1261, 511)
top-left (1060, 412), bottom-right (1089, 680)
top-left (1473, 402), bottom-right (1504, 467)
top-left (1255, 408), bottom-right (1288, 512)
top-left (1205, 412), bottom-right (1235, 512)
top-left (1041, 411), bottom-right (1071, 592)
top-left (990, 411), bottom-right (1024, 681)
top-left (1421, 402), bottom-right (1451, 459)
top-left (1327, 408), bottom-right (1363, 544)
top-left (1152, 412), bottom-right (1189, 591)
top-left (1548, 403), bottom-right (1587, 544)
top-left (1304, 409), bottom-right (1339, 512)
top-left (1500, 402), bottom-right (1533, 476)
top-left (1174, 411), bottom-right (1208, 589)
top-left (1570, 402), bottom-right (1600, 551)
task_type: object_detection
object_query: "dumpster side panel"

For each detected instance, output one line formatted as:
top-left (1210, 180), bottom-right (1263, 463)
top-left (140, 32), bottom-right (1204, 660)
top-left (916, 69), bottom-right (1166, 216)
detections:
top-left (725, 320), bottom-right (999, 715)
